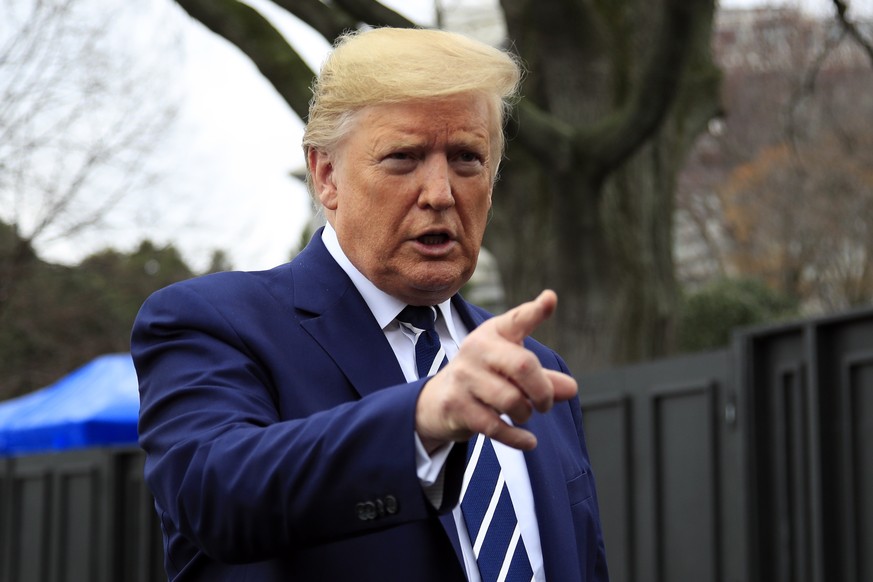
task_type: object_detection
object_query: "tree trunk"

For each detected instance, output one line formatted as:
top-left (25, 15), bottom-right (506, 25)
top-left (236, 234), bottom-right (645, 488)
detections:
top-left (488, 0), bottom-right (720, 371)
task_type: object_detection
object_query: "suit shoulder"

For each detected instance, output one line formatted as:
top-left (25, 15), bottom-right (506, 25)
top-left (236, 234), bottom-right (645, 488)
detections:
top-left (148, 264), bottom-right (292, 302)
top-left (136, 265), bottom-right (296, 330)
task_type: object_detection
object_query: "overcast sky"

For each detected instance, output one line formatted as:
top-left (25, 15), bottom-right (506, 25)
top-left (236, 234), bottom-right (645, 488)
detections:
top-left (31, 0), bottom-right (439, 272)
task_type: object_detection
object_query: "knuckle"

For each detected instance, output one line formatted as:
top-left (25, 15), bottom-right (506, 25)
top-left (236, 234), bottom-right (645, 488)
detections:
top-left (498, 390), bottom-right (525, 413)
top-left (458, 363), bottom-right (479, 382)
top-left (441, 390), bottom-right (467, 418)
top-left (512, 352), bottom-right (539, 377)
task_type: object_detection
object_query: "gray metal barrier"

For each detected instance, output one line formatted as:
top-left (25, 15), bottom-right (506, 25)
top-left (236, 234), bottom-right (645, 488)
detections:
top-left (0, 447), bottom-right (162, 582)
top-left (580, 306), bottom-right (873, 582)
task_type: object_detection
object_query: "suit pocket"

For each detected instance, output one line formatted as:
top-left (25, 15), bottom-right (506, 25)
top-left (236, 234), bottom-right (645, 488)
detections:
top-left (567, 470), bottom-right (593, 506)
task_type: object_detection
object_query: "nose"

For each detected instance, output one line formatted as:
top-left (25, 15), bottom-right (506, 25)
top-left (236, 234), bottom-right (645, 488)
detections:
top-left (417, 156), bottom-right (454, 210)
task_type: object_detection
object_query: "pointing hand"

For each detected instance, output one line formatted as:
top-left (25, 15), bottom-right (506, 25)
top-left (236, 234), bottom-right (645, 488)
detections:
top-left (415, 290), bottom-right (578, 452)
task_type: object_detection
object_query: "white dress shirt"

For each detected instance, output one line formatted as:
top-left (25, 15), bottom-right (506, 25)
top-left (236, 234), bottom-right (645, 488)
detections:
top-left (321, 225), bottom-right (545, 581)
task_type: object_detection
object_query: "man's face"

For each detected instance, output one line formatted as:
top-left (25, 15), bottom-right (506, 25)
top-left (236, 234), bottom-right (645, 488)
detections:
top-left (309, 93), bottom-right (496, 306)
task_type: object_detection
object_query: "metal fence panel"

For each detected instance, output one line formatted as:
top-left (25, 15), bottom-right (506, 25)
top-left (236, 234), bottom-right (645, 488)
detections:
top-left (1, 450), bottom-right (112, 582)
top-left (741, 325), bottom-right (817, 582)
top-left (114, 449), bottom-right (164, 582)
top-left (813, 311), bottom-right (873, 582)
top-left (580, 307), bottom-right (873, 582)
top-left (738, 308), bottom-right (873, 582)
top-left (0, 447), bottom-right (162, 582)
top-left (580, 349), bottom-right (748, 582)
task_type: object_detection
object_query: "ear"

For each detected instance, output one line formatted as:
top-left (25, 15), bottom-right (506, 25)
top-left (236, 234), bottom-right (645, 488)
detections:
top-left (308, 148), bottom-right (338, 211)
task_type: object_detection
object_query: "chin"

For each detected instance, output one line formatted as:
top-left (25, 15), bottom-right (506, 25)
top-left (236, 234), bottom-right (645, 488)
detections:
top-left (410, 275), bottom-right (470, 303)
top-left (386, 261), bottom-right (474, 303)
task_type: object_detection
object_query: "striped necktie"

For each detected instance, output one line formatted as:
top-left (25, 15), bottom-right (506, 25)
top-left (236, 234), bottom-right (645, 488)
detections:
top-left (397, 305), bottom-right (447, 378)
top-left (461, 434), bottom-right (534, 582)
top-left (397, 305), bottom-right (533, 581)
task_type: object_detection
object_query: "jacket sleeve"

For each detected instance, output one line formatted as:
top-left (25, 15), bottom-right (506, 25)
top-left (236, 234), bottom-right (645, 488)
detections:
top-left (132, 280), bottom-right (464, 564)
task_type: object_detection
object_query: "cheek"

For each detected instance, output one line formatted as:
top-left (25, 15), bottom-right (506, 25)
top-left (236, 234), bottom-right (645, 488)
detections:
top-left (357, 207), bottom-right (403, 252)
top-left (467, 191), bottom-right (493, 228)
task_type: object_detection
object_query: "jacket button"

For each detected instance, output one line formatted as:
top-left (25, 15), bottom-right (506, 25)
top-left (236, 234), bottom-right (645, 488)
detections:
top-left (356, 501), bottom-right (376, 521)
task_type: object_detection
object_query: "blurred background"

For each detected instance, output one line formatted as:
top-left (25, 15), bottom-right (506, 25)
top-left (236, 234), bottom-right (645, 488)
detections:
top-left (0, 1), bottom-right (871, 579)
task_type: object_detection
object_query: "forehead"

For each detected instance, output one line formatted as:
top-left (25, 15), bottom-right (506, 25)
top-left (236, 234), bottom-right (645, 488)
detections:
top-left (348, 94), bottom-right (496, 148)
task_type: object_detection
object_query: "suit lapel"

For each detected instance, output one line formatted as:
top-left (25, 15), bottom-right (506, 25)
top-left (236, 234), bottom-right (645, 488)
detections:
top-left (291, 230), bottom-right (407, 397)
top-left (451, 294), bottom-right (488, 331)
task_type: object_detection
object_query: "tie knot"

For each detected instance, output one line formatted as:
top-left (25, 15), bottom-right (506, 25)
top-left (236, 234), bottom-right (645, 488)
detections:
top-left (397, 305), bottom-right (438, 331)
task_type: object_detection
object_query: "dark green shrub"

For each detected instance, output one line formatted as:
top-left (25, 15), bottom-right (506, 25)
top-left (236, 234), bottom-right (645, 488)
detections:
top-left (678, 277), bottom-right (799, 351)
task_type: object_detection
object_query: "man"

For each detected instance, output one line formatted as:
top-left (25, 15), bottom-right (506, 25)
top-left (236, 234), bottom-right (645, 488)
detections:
top-left (133, 27), bottom-right (608, 581)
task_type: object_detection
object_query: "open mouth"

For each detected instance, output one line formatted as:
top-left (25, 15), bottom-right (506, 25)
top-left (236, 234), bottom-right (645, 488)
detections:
top-left (417, 233), bottom-right (450, 245)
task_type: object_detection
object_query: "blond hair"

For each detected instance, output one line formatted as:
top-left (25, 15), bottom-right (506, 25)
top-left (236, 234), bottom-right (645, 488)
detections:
top-left (302, 27), bottom-right (522, 190)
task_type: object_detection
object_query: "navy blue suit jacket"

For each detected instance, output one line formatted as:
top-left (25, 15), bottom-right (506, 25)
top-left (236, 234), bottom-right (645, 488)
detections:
top-left (132, 231), bottom-right (608, 581)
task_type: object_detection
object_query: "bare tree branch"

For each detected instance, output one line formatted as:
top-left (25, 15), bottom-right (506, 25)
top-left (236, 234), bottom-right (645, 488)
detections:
top-left (500, 0), bottom-right (718, 185)
top-left (784, 21), bottom-right (845, 156)
top-left (176, 0), bottom-right (315, 118)
top-left (173, 0), bottom-right (418, 135)
top-left (585, 0), bottom-right (717, 175)
top-left (271, 0), bottom-right (357, 41)
top-left (833, 0), bottom-right (873, 67)
top-left (331, 0), bottom-right (417, 29)
top-left (509, 99), bottom-right (576, 171)
top-left (0, 0), bottom-right (180, 258)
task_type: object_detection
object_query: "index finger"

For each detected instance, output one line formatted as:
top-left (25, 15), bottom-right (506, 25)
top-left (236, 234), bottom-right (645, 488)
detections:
top-left (492, 290), bottom-right (558, 344)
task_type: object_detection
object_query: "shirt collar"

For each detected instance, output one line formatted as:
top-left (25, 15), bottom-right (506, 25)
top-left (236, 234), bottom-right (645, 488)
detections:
top-left (321, 223), bottom-right (457, 333)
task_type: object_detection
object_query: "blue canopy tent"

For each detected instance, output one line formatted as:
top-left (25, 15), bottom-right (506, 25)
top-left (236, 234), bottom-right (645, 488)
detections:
top-left (0, 353), bottom-right (140, 456)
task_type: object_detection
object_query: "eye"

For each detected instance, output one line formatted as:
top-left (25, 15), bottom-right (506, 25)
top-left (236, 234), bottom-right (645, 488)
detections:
top-left (457, 151), bottom-right (482, 163)
top-left (452, 150), bottom-right (487, 176)
top-left (381, 150), bottom-right (418, 173)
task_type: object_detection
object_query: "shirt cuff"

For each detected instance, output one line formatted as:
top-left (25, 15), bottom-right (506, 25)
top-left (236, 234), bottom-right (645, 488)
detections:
top-left (415, 432), bottom-right (453, 508)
